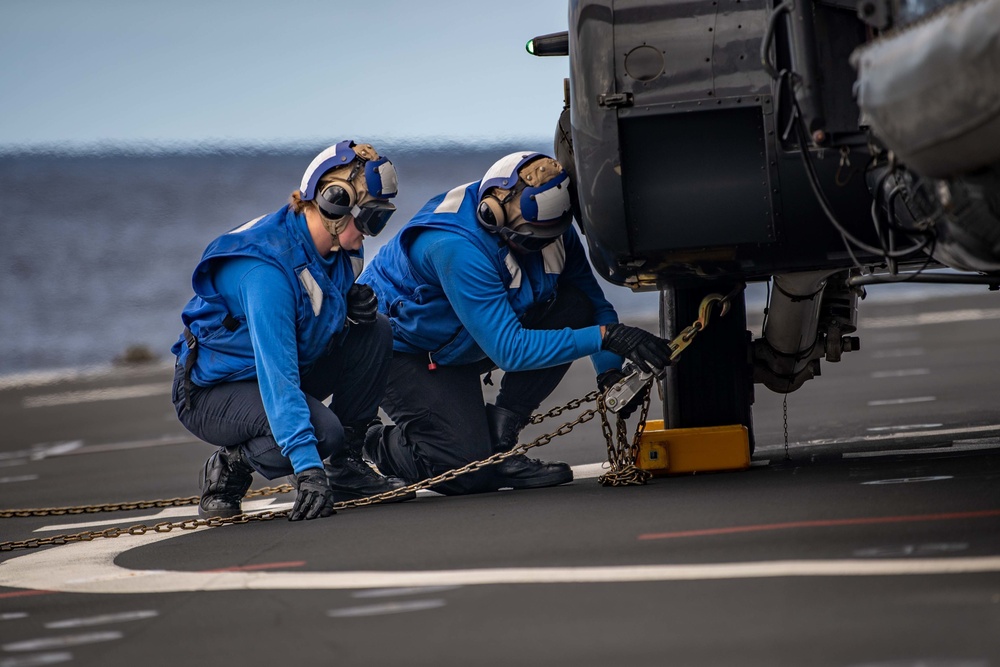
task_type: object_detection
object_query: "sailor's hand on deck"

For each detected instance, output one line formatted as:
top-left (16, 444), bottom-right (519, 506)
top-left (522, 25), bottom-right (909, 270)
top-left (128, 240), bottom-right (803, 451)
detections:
top-left (289, 469), bottom-right (336, 521)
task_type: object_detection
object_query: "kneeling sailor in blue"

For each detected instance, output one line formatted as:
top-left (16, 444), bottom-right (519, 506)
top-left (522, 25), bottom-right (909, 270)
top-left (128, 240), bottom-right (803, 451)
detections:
top-left (360, 152), bottom-right (674, 495)
top-left (171, 140), bottom-right (413, 521)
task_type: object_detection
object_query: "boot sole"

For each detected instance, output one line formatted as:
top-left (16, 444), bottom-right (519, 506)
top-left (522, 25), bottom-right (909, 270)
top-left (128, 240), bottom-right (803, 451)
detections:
top-left (198, 505), bottom-right (243, 519)
top-left (198, 451), bottom-right (244, 519)
top-left (499, 469), bottom-right (574, 490)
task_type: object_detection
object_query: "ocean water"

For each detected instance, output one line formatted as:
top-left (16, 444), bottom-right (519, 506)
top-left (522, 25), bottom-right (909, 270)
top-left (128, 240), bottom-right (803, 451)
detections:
top-left (0, 143), bottom-right (656, 377)
top-left (0, 144), bottom-right (982, 377)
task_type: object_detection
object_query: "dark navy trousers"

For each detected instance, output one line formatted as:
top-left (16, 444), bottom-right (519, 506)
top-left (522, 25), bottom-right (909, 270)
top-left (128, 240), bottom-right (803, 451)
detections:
top-left (366, 285), bottom-right (596, 495)
top-left (172, 314), bottom-right (393, 479)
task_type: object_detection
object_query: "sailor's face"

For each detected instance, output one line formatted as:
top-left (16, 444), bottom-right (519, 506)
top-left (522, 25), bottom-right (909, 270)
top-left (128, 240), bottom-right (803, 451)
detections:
top-left (338, 218), bottom-right (365, 251)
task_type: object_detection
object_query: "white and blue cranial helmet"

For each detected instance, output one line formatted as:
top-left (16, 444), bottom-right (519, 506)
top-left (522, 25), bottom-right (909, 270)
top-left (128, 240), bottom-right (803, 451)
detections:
top-left (299, 140), bottom-right (398, 237)
top-left (475, 151), bottom-right (573, 252)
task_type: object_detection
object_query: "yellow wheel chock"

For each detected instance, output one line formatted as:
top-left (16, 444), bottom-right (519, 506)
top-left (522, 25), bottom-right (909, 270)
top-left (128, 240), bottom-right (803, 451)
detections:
top-left (635, 421), bottom-right (751, 475)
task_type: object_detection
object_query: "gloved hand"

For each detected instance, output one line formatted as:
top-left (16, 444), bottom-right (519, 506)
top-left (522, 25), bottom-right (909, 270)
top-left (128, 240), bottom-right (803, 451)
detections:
top-left (597, 368), bottom-right (643, 419)
top-left (289, 468), bottom-right (336, 521)
top-left (346, 283), bottom-right (378, 325)
top-left (601, 323), bottom-right (673, 376)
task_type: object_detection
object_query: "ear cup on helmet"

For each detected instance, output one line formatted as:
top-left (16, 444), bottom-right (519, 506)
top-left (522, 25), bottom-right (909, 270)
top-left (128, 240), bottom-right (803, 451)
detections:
top-left (477, 195), bottom-right (506, 229)
top-left (317, 180), bottom-right (357, 220)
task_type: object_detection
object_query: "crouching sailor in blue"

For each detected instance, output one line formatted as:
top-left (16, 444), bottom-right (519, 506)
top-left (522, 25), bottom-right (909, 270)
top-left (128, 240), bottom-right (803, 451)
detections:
top-left (171, 140), bottom-right (413, 521)
top-left (360, 152), bottom-right (675, 495)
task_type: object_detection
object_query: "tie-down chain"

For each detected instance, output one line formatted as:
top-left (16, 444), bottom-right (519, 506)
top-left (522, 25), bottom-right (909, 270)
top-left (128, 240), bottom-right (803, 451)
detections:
top-left (0, 289), bottom-right (740, 551)
top-left (596, 286), bottom-right (742, 486)
top-left (0, 396), bottom-right (601, 551)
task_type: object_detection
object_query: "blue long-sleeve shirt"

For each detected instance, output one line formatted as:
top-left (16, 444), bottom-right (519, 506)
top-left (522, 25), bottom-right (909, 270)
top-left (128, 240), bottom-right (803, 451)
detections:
top-left (213, 256), bottom-right (328, 474)
top-left (173, 206), bottom-right (358, 475)
top-left (407, 228), bottom-right (621, 373)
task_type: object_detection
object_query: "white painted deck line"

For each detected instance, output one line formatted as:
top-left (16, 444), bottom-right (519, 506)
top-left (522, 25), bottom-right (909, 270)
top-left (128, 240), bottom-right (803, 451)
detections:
top-left (866, 424), bottom-right (942, 432)
top-left (2, 529), bottom-right (1000, 595)
top-left (24, 383), bottom-right (170, 408)
top-left (867, 396), bottom-right (936, 406)
top-left (758, 424), bottom-right (1000, 449)
top-left (0, 475), bottom-right (39, 484)
top-left (843, 442), bottom-right (1000, 458)
top-left (871, 348), bottom-right (926, 358)
top-left (869, 369), bottom-right (929, 378)
top-left (863, 307), bottom-right (1000, 329)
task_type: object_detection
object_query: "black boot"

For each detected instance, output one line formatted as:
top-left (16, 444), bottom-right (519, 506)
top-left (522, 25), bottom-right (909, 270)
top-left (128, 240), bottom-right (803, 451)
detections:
top-left (487, 404), bottom-right (573, 489)
top-left (199, 446), bottom-right (254, 518)
top-left (324, 422), bottom-right (416, 503)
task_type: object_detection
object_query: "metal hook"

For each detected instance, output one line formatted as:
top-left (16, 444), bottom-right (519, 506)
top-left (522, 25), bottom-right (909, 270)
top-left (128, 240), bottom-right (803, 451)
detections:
top-left (695, 293), bottom-right (727, 329)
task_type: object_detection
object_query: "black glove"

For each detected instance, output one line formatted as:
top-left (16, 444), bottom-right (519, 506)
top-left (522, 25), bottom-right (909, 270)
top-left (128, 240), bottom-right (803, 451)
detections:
top-left (601, 323), bottom-right (673, 375)
top-left (597, 368), bottom-right (643, 419)
top-left (346, 283), bottom-right (378, 325)
top-left (289, 468), bottom-right (336, 521)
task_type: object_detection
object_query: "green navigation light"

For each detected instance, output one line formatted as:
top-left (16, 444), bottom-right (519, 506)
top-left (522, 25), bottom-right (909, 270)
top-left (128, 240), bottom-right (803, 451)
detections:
top-left (525, 32), bottom-right (569, 57)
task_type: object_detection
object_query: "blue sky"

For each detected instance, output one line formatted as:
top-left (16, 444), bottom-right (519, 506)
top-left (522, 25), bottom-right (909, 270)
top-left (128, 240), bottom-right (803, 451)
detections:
top-left (0, 0), bottom-right (572, 149)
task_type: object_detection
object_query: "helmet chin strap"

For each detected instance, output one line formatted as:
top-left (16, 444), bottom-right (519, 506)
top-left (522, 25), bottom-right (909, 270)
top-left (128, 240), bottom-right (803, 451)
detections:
top-left (323, 215), bottom-right (352, 252)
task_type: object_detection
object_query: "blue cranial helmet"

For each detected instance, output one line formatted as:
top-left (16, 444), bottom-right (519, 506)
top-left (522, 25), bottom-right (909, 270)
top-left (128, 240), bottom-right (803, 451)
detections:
top-left (299, 140), bottom-right (398, 237)
top-left (476, 152), bottom-right (573, 251)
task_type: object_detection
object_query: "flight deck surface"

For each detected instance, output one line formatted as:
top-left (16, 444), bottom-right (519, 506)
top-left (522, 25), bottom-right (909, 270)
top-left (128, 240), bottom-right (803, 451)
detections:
top-left (2, 293), bottom-right (999, 666)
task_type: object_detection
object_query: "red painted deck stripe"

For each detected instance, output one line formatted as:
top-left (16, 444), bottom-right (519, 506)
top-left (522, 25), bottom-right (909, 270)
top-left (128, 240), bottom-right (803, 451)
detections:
top-left (203, 560), bottom-right (307, 572)
top-left (639, 509), bottom-right (1000, 540)
top-left (0, 589), bottom-right (55, 599)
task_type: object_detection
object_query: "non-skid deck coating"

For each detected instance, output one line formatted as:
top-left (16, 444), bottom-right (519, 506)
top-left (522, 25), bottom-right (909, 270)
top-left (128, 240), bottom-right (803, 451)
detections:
top-left (2, 293), bottom-right (1000, 666)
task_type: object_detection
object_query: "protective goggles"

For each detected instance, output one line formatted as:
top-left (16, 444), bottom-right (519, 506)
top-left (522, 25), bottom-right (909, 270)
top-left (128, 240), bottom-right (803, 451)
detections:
top-left (498, 226), bottom-right (562, 252)
top-left (316, 156), bottom-right (398, 236)
top-left (351, 200), bottom-right (396, 237)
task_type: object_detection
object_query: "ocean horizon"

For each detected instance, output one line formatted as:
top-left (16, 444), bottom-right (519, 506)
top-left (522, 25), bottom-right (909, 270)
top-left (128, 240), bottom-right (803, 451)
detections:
top-left (0, 142), bottom-right (982, 378)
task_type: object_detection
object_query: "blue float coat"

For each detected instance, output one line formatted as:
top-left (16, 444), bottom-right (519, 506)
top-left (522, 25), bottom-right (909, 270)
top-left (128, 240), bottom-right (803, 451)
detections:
top-left (360, 181), bottom-right (622, 374)
top-left (172, 206), bottom-right (360, 473)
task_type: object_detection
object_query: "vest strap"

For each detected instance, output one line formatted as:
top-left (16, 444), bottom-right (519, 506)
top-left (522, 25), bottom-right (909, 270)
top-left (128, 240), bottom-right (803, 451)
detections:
top-left (182, 327), bottom-right (198, 412)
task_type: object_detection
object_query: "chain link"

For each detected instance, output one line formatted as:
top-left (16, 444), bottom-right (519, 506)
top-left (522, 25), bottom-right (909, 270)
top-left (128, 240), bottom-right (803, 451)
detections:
top-left (2, 355), bottom-right (688, 548)
top-left (0, 285), bottom-right (744, 552)
top-left (0, 484), bottom-right (296, 519)
top-left (1, 391), bottom-right (612, 551)
top-left (334, 391), bottom-right (602, 509)
top-left (2, 290), bottom-right (738, 551)
top-left (7, 286), bottom-right (744, 552)
top-left (783, 394), bottom-right (790, 461)
top-left (596, 390), bottom-right (653, 487)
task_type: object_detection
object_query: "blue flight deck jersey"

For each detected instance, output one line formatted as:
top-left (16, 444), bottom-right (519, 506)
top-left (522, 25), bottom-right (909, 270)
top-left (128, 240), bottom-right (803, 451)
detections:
top-left (360, 181), bottom-right (622, 373)
top-left (171, 205), bottom-right (362, 473)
